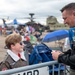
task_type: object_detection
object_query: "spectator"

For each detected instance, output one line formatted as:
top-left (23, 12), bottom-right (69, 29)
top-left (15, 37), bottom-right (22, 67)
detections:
top-left (51, 3), bottom-right (75, 75)
top-left (0, 33), bottom-right (28, 71)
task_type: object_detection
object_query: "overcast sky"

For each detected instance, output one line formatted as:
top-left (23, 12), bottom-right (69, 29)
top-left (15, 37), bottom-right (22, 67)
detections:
top-left (0, 0), bottom-right (75, 24)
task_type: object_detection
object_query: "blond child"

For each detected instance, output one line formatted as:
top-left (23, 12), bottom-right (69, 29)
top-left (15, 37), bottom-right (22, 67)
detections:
top-left (0, 33), bottom-right (28, 71)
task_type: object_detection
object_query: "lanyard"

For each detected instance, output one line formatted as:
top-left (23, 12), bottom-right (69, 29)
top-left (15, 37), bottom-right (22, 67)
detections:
top-left (69, 28), bottom-right (75, 49)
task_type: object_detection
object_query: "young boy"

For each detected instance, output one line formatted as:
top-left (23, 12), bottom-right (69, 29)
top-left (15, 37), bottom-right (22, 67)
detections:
top-left (0, 33), bottom-right (28, 71)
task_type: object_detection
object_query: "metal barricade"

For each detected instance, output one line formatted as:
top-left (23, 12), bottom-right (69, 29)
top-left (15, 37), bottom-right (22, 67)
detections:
top-left (0, 61), bottom-right (69, 75)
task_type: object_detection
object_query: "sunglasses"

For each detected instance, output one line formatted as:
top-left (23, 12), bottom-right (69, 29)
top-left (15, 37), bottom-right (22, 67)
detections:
top-left (19, 42), bottom-right (23, 45)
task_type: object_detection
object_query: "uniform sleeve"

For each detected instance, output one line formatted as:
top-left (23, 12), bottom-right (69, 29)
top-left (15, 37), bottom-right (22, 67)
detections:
top-left (0, 61), bottom-right (10, 71)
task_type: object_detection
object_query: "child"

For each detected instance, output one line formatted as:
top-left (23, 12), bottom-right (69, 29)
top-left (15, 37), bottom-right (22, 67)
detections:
top-left (0, 33), bottom-right (28, 71)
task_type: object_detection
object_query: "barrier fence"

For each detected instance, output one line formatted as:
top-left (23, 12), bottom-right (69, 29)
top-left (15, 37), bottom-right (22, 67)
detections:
top-left (0, 61), bottom-right (69, 75)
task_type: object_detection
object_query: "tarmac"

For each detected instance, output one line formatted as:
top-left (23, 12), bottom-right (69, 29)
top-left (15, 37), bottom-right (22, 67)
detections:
top-left (0, 35), bottom-right (6, 61)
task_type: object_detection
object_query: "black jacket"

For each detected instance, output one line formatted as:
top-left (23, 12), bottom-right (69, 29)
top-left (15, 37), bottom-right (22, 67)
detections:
top-left (58, 49), bottom-right (75, 70)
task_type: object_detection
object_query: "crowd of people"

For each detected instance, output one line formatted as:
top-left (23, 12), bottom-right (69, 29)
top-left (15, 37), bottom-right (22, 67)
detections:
top-left (0, 23), bottom-right (43, 42)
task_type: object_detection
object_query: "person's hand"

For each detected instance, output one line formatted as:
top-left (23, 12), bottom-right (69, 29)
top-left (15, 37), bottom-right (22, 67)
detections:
top-left (51, 50), bottom-right (62, 60)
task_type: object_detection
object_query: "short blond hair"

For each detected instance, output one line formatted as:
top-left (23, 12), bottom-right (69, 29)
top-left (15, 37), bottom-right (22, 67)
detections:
top-left (5, 33), bottom-right (22, 49)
